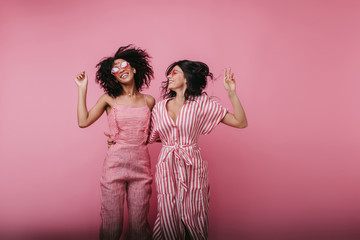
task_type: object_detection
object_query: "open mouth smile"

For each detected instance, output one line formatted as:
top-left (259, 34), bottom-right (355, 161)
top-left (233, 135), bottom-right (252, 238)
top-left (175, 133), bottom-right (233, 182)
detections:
top-left (120, 72), bottom-right (129, 79)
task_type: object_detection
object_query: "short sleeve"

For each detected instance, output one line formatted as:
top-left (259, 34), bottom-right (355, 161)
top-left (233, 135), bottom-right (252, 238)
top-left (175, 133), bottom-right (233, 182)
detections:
top-left (148, 104), bottom-right (160, 143)
top-left (200, 95), bottom-right (228, 135)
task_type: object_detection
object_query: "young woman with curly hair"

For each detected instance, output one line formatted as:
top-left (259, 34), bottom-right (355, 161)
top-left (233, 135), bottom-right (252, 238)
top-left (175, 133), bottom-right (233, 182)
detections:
top-left (148, 60), bottom-right (248, 239)
top-left (75, 45), bottom-right (155, 240)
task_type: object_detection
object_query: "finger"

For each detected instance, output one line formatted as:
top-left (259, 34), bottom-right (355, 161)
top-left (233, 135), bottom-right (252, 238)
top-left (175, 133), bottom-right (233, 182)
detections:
top-left (104, 132), bottom-right (110, 137)
top-left (227, 69), bottom-right (232, 83)
top-left (223, 69), bottom-right (227, 84)
top-left (76, 73), bottom-right (84, 79)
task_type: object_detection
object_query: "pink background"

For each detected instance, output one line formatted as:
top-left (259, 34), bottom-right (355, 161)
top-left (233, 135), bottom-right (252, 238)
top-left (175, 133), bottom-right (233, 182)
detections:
top-left (1, 0), bottom-right (360, 239)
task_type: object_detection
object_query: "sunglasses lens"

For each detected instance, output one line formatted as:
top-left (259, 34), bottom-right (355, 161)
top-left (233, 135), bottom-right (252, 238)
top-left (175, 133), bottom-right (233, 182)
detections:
top-left (121, 61), bottom-right (129, 69)
top-left (111, 67), bottom-right (120, 75)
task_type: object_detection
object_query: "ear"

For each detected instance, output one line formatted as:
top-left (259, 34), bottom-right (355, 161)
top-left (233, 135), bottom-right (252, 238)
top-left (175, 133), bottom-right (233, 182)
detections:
top-left (133, 68), bottom-right (136, 74)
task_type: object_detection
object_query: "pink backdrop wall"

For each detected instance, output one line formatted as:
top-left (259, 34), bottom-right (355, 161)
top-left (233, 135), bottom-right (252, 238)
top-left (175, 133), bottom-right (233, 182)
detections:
top-left (1, 0), bottom-right (360, 239)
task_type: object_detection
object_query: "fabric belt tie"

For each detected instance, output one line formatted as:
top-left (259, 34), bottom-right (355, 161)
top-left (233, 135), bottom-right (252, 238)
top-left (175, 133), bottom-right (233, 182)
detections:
top-left (162, 143), bottom-right (198, 200)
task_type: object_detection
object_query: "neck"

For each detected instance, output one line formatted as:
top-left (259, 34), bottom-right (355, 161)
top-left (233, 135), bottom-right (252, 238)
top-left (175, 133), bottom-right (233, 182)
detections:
top-left (122, 84), bottom-right (138, 97)
top-left (173, 89), bottom-right (186, 104)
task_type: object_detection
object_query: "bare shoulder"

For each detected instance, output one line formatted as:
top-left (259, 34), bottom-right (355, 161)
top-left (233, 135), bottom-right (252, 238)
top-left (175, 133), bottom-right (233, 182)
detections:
top-left (99, 94), bottom-right (114, 107)
top-left (100, 93), bottom-right (112, 102)
top-left (145, 94), bottom-right (156, 110)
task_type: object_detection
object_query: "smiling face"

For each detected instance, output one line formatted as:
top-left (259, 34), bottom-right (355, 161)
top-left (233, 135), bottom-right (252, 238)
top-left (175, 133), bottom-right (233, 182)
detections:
top-left (111, 59), bottom-right (136, 84)
top-left (167, 65), bottom-right (186, 91)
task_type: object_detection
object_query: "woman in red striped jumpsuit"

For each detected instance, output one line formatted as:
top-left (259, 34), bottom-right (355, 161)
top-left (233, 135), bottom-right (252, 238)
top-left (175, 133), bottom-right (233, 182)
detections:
top-left (148, 60), bottom-right (248, 239)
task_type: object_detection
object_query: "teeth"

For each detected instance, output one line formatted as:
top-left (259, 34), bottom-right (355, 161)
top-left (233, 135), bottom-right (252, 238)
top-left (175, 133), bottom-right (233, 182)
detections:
top-left (121, 73), bottom-right (128, 78)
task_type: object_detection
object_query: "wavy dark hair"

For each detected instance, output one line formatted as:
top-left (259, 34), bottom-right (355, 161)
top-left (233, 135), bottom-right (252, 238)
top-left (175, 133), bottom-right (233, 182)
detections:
top-left (95, 45), bottom-right (153, 97)
top-left (161, 60), bottom-right (213, 100)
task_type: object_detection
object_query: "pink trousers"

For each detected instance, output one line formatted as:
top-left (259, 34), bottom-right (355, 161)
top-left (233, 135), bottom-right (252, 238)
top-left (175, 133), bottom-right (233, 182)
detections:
top-left (100, 144), bottom-right (152, 240)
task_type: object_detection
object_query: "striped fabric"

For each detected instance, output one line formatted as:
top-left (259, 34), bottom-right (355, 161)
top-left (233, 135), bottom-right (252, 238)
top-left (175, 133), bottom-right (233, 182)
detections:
top-left (149, 94), bottom-right (227, 240)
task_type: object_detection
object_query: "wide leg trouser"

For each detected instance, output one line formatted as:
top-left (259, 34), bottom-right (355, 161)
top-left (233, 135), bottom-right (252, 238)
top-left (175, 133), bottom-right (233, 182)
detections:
top-left (100, 144), bottom-right (152, 240)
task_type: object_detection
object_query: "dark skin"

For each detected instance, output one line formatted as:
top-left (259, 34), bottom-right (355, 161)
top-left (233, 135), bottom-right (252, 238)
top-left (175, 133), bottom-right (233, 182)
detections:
top-left (75, 59), bottom-right (155, 129)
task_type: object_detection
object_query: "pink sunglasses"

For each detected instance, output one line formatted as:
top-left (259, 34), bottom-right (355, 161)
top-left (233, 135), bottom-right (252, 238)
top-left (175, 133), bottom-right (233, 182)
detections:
top-left (111, 61), bottom-right (129, 76)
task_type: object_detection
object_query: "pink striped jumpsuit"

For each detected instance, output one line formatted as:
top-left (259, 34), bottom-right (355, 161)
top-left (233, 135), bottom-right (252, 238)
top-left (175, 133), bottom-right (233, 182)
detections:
top-left (148, 94), bottom-right (227, 240)
top-left (100, 96), bottom-right (152, 240)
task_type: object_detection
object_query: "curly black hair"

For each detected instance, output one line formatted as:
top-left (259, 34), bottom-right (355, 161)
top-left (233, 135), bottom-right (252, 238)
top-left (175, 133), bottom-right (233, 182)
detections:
top-left (95, 45), bottom-right (153, 97)
top-left (161, 60), bottom-right (213, 100)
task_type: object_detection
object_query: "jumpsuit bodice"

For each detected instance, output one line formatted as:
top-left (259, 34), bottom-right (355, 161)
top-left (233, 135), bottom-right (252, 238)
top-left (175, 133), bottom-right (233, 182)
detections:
top-left (107, 97), bottom-right (150, 146)
top-left (101, 95), bottom-right (153, 239)
top-left (148, 94), bottom-right (228, 240)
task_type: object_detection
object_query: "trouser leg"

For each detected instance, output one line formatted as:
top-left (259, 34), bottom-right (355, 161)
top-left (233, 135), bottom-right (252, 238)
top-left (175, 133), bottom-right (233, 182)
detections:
top-left (127, 178), bottom-right (152, 240)
top-left (100, 180), bottom-right (126, 240)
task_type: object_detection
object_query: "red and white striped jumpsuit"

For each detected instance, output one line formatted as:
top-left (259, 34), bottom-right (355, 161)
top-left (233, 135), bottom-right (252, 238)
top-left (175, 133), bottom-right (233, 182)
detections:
top-left (149, 94), bottom-right (227, 240)
top-left (100, 96), bottom-right (152, 240)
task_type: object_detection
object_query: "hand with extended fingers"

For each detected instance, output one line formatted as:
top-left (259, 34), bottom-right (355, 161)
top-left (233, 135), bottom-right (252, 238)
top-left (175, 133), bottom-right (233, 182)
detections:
top-left (223, 68), bottom-right (236, 95)
top-left (75, 71), bottom-right (88, 88)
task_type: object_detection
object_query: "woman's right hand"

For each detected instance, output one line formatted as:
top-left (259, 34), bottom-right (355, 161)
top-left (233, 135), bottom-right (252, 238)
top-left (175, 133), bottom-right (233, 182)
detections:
top-left (75, 71), bottom-right (88, 88)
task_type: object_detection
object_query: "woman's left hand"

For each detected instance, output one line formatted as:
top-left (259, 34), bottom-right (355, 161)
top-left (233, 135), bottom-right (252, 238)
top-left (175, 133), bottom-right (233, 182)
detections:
top-left (104, 132), bottom-right (115, 148)
top-left (223, 68), bottom-right (236, 95)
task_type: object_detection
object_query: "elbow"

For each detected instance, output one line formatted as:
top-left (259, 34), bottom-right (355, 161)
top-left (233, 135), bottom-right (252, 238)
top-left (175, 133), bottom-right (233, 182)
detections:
top-left (77, 116), bottom-right (90, 128)
top-left (236, 120), bottom-right (248, 129)
top-left (240, 122), bottom-right (248, 128)
top-left (78, 122), bottom-right (89, 128)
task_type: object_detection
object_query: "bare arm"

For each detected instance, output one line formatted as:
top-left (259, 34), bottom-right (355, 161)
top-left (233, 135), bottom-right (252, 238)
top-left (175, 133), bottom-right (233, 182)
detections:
top-left (75, 71), bottom-right (108, 128)
top-left (221, 68), bottom-right (248, 128)
top-left (146, 94), bottom-right (156, 110)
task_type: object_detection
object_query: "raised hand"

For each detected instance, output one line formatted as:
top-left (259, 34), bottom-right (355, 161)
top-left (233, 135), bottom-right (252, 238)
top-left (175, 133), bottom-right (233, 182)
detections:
top-left (223, 68), bottom-right (236, 94)
top-left (75, 71), bottom-right (88, 88)
top-left (221, 67), bottom-right (248, 128)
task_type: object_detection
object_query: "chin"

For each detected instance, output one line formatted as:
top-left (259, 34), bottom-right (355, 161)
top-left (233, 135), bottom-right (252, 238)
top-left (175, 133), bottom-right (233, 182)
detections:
top-left (168, 85), bottom-right (176, 90)
top-left (119, 77), bottom-right (134, 84)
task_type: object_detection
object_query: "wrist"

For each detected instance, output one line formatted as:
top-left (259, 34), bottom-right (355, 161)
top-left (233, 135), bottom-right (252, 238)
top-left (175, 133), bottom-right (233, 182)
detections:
top-left (227, 91), bottom-right (237, 98)
top-left (78, 87), bottom-right (87, 95)
top-left (78, 85), bottom-right (87, 91)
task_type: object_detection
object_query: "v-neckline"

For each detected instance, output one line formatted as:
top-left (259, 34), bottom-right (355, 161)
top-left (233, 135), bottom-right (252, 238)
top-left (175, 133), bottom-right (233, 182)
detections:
top-left (165, 98), bottom-right (186, 125)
